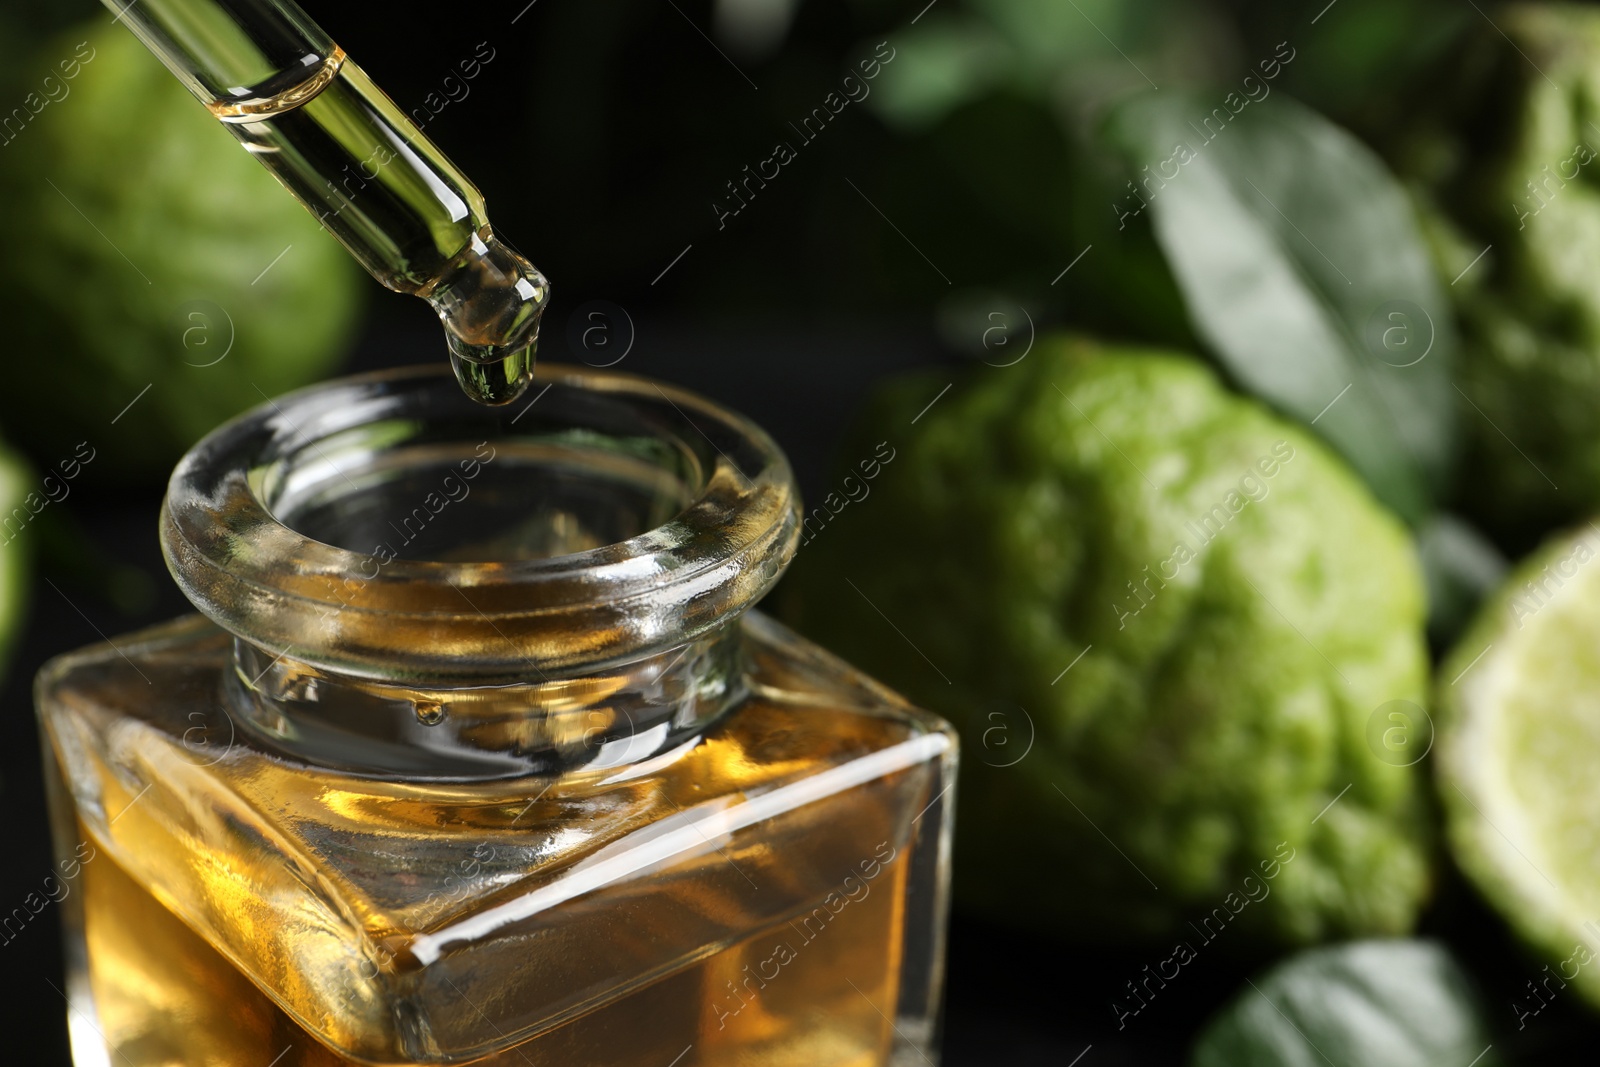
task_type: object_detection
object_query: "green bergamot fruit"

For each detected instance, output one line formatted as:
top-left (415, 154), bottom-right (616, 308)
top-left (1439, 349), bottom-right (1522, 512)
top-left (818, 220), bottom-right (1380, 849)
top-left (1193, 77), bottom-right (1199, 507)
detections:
top-left (0, 21), bottom-right (363, 477)
top-left (1420, 4), bottom-right (1600, 533)
top-left (1438, 518), bottom-right (1600, 1010)
top-left (783, 336), bottom-right (1433, 946)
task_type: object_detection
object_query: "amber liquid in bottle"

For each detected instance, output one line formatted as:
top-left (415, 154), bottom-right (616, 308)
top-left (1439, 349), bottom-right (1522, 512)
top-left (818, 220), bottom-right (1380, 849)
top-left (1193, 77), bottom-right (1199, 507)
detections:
top-left (80, 818), bottom-right (907, 1067)
top-left (47, 619), bottom-right (948, 1067)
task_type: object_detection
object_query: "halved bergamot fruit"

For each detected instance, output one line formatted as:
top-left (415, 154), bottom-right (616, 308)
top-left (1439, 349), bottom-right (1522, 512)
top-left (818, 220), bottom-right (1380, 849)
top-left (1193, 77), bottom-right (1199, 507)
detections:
top-left (1439, 520), bottom-right (1600, 1003)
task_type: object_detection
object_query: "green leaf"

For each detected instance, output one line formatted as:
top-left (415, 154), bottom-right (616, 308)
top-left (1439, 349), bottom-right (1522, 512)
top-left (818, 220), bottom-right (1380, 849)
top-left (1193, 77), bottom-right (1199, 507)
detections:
top-left (1103, 91), bottom-right (1457, 523)
top-left (867, 0), bottom-right (1221, 133)
top-left (866, 19), bottom-right (1012, 132)
top-left (1191, 940), bottom-right (1501, 1067)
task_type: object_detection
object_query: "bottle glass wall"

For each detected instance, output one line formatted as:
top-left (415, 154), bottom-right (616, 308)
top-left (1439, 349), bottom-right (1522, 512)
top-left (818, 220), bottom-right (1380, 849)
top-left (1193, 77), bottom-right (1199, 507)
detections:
top-left (36, 365), bottom-right (956, 1067)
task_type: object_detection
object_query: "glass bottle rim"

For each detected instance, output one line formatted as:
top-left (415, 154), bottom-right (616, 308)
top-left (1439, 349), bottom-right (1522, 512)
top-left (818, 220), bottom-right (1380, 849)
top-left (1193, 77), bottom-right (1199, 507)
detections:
top-left (160, 363), bottom-right (800, 683)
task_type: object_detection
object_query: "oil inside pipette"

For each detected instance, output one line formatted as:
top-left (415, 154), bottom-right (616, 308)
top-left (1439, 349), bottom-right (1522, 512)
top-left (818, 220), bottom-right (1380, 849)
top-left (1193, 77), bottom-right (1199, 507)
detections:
top-left (204, 46), bottom-right (548, 405)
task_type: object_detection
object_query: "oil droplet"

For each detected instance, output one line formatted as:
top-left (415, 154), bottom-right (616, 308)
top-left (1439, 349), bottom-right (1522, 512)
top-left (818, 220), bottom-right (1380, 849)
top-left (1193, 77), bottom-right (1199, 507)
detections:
top-left (414, 700), bottom-right (447, 727)
top-left (450, 346), bottom-right (536, 406)
top-left (428, 235), bottom-right (548, 406)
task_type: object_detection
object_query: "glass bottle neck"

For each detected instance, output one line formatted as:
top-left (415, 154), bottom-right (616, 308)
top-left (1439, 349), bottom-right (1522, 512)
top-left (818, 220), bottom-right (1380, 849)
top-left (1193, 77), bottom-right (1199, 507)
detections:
top-left (162, 365), bottom-right (801, 780)
top-left (229, 623), bottom-right (746, 780)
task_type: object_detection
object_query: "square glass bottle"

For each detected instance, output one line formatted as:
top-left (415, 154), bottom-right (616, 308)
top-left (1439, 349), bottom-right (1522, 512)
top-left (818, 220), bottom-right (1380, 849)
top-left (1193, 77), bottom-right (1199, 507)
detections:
top-left (36, 366), bottom-right (956, 1066)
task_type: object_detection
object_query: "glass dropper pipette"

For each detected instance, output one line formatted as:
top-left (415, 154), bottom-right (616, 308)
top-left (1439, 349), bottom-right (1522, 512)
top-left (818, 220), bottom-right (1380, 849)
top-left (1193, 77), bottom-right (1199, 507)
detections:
top-left (99, 0), bottom-right (548, 405)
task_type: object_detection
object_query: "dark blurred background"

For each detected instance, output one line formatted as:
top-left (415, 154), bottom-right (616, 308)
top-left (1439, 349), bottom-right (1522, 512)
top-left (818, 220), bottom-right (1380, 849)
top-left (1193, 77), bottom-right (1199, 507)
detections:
top-left (3, 0), bottom-right (1597, 1061)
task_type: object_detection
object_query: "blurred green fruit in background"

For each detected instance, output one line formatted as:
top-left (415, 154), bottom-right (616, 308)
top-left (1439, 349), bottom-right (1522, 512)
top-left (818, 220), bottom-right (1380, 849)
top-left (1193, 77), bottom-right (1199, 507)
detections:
top-left (1439, 517), bottom-right (1600, 1010)
top-left (0, 21), bottom-right (362, 478)
top-left (784, 337), bottom-right (1433, 946)
top-left (0, 443), bottom-right (32, 685)
top-left (1421, 4), bottom-right (1600, 534)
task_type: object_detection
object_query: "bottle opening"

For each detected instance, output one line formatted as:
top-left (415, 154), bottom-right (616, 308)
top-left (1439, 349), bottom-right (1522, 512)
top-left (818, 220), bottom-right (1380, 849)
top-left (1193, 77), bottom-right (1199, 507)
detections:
top-left (264, 414), bottom-right (698, 563)
top-left (162, 365), bottom-right (800, 683)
